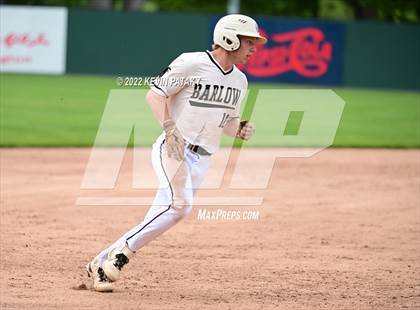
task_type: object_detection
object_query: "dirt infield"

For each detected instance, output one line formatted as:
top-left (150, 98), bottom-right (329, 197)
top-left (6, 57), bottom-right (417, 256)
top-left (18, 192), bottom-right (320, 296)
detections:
top-left (1, 148), bottom-right (419, 309)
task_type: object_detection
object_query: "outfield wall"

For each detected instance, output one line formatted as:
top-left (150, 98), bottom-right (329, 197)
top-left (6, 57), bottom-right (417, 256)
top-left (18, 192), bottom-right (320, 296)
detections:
top-left (66, 9), bottom-right (210, 76)
top-left (343, 22), bottom-right (420, 90)
top-left (1, 5), bottom-right (419, 90)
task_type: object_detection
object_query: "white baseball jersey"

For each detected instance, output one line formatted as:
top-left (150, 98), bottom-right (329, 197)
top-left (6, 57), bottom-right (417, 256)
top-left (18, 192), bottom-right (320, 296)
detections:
top-left (151, 51), bottom-right (248, 154)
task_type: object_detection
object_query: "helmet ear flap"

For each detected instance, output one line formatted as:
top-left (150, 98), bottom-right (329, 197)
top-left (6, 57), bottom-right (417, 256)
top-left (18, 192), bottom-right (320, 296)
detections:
top-left (223, 36), bottom-right (234, 50)
top-left (224, 36), bottom-right (232, 45)
top-left (221, 33), bottom-right (240, 51)
top-left (213, 24), bottom-right (241, 51)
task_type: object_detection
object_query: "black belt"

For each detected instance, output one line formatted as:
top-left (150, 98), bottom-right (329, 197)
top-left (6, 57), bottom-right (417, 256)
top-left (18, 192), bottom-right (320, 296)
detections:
top-left (187, 144), bottom-right (212, 156)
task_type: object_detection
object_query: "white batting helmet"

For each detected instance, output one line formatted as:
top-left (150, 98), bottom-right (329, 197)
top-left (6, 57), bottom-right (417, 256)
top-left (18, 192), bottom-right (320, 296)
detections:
top-left (213, 14), bottom-right (267, 51)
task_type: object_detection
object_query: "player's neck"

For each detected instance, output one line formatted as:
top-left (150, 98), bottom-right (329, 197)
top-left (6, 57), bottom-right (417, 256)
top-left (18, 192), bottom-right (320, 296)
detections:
top-left (210, 49), bottom-right (234, 71)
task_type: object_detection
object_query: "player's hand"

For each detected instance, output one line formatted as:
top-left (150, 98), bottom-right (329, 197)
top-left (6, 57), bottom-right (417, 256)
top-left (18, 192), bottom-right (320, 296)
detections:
top-left (163, 119), bottom-right (185, 161)
top-left (236, 120), bottom-right (255, 141)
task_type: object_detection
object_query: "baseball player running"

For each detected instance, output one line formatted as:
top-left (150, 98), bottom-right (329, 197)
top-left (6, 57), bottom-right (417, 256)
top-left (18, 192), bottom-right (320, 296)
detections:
top-left (86, 14), bottom-right (267, 292)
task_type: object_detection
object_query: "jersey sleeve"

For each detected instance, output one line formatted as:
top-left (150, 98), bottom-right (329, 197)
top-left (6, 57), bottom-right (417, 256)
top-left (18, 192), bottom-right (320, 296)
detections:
top-left (151, 53), bottom-right (195, 98)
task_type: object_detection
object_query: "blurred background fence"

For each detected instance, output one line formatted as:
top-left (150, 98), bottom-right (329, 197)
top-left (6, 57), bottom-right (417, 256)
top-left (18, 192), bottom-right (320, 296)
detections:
top-left (1, 3), bottom-right (419, 90)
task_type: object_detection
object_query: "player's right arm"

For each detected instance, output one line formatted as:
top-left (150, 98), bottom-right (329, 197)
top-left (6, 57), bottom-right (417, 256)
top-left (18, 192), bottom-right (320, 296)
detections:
top-left (147, 52), bottom-right (193, 123)
top-left (145, 90), bottom-right (169, 124)
top-left (146, 53), bottom-right (197, 161)
top-left (145, 90), bottom-right (184, 161)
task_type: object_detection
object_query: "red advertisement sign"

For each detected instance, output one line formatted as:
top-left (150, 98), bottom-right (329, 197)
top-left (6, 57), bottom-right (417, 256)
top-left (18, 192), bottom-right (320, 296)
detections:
top-left (0, 6), bottom-right (67, 74)
top-left (3, 32), bottom-right (50, 48)
top-left (238, 27), bottom-right (333, 78)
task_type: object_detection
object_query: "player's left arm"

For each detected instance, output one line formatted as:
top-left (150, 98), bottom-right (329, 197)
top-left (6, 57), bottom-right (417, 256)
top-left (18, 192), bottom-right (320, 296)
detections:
top-left (223, 118), bottom-right (255, 141)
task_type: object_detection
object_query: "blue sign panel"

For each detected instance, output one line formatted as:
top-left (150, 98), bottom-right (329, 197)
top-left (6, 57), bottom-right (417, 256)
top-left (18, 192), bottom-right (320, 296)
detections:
top-left (209, 17), bottom-right (345, 85)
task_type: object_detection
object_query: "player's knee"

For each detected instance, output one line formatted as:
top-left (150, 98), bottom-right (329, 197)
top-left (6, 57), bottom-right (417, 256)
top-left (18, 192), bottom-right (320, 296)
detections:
top-left (171, 198), bottom-right (192, 221)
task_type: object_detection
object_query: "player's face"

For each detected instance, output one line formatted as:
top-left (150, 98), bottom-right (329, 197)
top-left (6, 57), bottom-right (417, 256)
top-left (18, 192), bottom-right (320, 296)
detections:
top-left (231, 36), bottom-right (257, 64)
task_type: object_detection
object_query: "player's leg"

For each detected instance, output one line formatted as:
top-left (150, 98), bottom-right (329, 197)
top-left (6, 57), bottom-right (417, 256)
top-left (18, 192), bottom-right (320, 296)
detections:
top-left (185, 149), bottom-right (211, 193)
top-left (116, 147), bottom-right (211, 258)
top-left (93, 150), bottom-right (208, 270)
top-left (92, 186), bottom-right (172, 269)
top-left (93, 135), bottom-right (195, 282)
